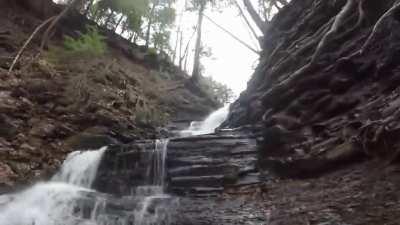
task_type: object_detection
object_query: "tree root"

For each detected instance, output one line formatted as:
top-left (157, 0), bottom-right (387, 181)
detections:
top-left (310, 0), bottom-right (357, 64)
top-left (8, 16), bottom-right (56, 74)
top-left (359, 0), bottom-right (400, 55)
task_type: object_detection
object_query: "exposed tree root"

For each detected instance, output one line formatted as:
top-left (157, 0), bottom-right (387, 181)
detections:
top-left (310, 0), bottom-right (357, 64)
top-left (257, 18), bottom-right (335, 91)
top-left (355, 0), bottom-right (366, 29)
top-left (8, 16), bottom-right (56, 74)
top-left (359, 0), bottom-right (400, 55)
top-left (253, 0), bottom-right (392, 97)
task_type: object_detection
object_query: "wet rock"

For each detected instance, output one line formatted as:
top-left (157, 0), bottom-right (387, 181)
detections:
top-left (0, 115), bottom-right (18, 139)
top-left (64, 133), bottom-right (118, 150)
top-left (29, 119), bottom-right (57, 138)
top-left (167, 132), bottom-right (259, 194)
top-left (0, 162), bottom-right (16, 187)
top-left (171, 175), bottom-right (225, 188)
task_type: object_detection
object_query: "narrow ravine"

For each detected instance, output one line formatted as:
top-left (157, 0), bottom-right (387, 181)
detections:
top-left (0, 107), bottom-right (233, 225)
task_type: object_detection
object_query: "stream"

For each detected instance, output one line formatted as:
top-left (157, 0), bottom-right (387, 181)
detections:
top-left (0, 107), bottom-right (231, 225)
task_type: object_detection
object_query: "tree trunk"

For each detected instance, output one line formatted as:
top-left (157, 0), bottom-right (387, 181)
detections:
top-left (145, 1), bottom-right (158, 48)
top-left (178, 31), bottom-right (183, 69)
top-left (83, 0), bottom-right (94, 16)
top-left (242, 0), bottom-right (266, 34)
top-left (191, 2), bottom-right (205, 83)
top-left (133, 33), bottom-right (139, 44)
top-left (114, 15), bottom-right (124, 33)
top-left (173, 28), bottom-right (180, 64)
top-left (105, 10), bottom-right (114, 28)
top-left (234, 0), bottom-right (259, 43)
top-left (120, 20), bottom-right (128, 35)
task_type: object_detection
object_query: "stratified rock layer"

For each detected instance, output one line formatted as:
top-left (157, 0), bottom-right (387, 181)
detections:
top-left (223, 0), bottom-right (400, 176)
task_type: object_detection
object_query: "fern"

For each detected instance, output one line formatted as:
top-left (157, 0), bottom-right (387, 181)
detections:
top-left (63, 25), bottom-right (107, 56)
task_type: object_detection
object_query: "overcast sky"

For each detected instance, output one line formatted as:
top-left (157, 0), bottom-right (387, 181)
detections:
top-left (173, 0), bottom-right (262, 95)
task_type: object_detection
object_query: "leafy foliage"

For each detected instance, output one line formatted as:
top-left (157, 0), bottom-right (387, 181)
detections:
top-left (63, 26), bottom-right (107, 57)
top-left (47, 26), bottom-right (107, 64)
top-left (89, 0), bottom-right (176, 52)
top-left (200, 76), bottom-right (236, 105)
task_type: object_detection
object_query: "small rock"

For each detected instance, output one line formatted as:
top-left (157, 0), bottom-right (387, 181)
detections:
top-left (0, 162), bottom-right (16, 186)
top-left (29, 119), bottom-right (57, 138)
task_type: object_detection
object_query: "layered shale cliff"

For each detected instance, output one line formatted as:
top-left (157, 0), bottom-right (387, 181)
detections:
top-left (223, 0), bottom-right (400, 176)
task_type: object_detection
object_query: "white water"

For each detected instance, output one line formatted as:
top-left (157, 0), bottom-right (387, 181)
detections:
top-left (180, 105), bottom-right (229, 137)
top-left (52, 148), bottom-right (106, 188)
top-left (135, 139), bottom-right (173, 225)
top-left (152, 139), bottom-right (169, 186)
top-left (0, 147), bottom-right (107, 225)
top-left (0, 140), bottom-right (175, 225)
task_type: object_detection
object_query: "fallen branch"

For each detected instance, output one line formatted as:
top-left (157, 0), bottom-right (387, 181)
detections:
top-left (40, 0), bottom-right (82, 50)
top-left (8, 16), bottom-right (56, 74)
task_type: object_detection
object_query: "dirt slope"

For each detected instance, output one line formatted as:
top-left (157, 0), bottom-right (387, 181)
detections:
top-left (0, 0), bottom-right (218, 192)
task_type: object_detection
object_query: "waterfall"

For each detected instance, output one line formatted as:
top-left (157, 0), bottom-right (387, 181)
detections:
top-left (0, 140), bottom-right (176, 225)
top-left (134, 139), bottom-right (172, 225)
top-left (180, 105), bottom-right (229, 137)
top-left (52, 148), bottom-right (106, 188)
top-left (0, 147), bottom-right (107, 225)
top-left (153, 139), bottom-right (169, 186)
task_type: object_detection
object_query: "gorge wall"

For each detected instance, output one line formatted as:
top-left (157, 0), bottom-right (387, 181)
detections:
top-left (223, 0), bottom-right (400, 176)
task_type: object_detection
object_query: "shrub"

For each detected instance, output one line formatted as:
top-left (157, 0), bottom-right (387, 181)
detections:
top-left (64, 25), bottom-right (106, 56)
top-left (47, 25), bottom-right (107, 63)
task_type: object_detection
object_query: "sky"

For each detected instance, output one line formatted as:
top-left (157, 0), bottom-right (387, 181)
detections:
top-left (173, 0), bottom-right (262, 95)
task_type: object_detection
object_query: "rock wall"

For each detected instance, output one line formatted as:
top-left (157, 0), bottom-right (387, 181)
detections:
top-left (223, 0), bottom-right (400, 175)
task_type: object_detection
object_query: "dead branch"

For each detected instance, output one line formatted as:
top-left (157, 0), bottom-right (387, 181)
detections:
top-left (203, 13), bottom-right (260, 54)
top-left (8, 16), bottom-right (56, 74)
top-left (40, 0), bottom-right (82, 50)
top-left (359, 1), bottom-right (400, 55)
top-left (234, 0), bottom-right (260, 43)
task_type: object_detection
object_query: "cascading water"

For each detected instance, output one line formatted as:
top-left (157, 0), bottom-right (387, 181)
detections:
top-left (0, 140), bottom-right (176, 225)
top-left (0, 147), bottom-right (107, 225)
top-left (134, 139), bottom-right (173, 225)
top-left (180, 105), bottom-right (229, 137)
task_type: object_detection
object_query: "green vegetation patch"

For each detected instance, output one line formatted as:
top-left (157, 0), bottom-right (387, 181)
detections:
top-left (47, 25), bottom-right (107, 63)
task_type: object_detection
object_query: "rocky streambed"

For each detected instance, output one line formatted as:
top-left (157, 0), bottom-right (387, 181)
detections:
top-left (90, 129), bottom-right (267, 225)
top-left (90, 128), bottom-right (400, 225)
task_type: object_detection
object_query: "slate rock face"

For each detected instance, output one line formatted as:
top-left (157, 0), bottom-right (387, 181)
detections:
top-left (93, 131), bottom-right (260, 196)
top-left (92, 130), bottom-right (262, 225)
top-left (167, 133), bottom-right (259, 195)
top-left (221, 0), bottom-right (400, 175)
